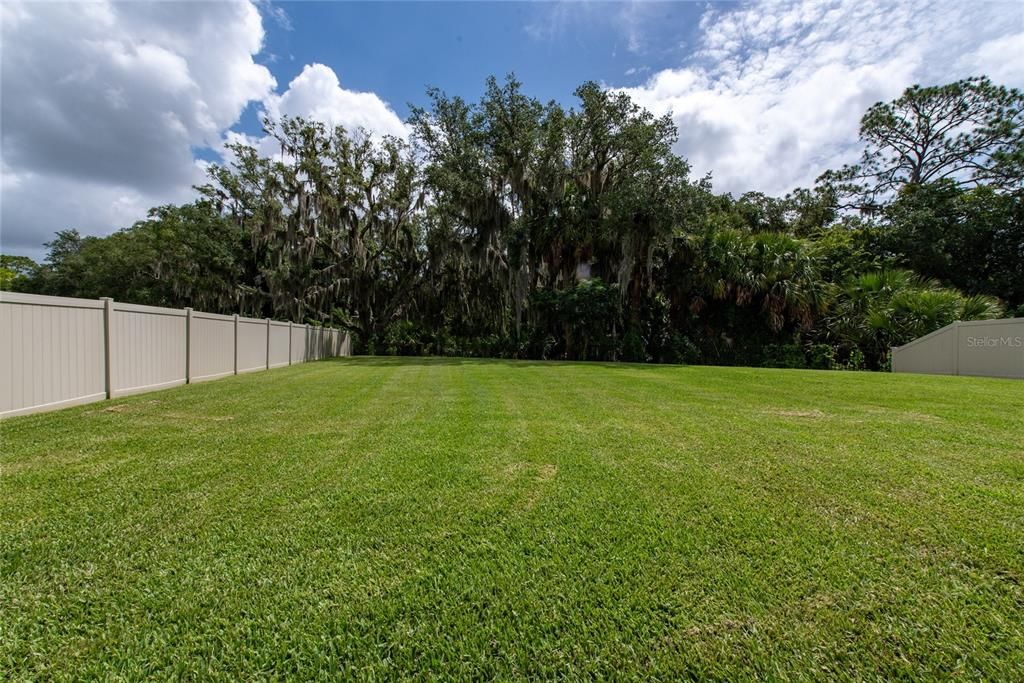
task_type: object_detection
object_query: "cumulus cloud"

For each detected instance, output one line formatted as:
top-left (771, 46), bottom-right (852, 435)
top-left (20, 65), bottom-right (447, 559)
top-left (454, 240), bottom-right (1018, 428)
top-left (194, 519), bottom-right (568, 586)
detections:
top-left (1, 2), bottom-right (406, 258)
top-left (263, 63), bottom-right (408, 140)
top-left (0, 0), bottom-right (275, 256)
top-left (618, 0), bottom-right (1024, 197)
top-left (1, 165), bottom-right (197, 255)
top-left (215, 63), bottom-right (410, 178)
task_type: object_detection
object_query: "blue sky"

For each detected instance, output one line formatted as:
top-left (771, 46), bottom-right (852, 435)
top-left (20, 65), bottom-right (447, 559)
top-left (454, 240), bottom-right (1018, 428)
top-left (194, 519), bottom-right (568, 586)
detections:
top-left (220, 1), bottom-right (709, 150)
top-left (2, 0), bottom-right (1022, 258)
top-left (253, 2), bottom-right (705, 119)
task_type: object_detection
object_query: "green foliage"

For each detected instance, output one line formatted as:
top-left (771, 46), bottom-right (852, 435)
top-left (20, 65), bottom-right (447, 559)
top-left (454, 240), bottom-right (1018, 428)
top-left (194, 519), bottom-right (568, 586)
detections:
top-left (14, 203), bottom-right (253, 313)
top-left (807, 343), bottom-right (836, 370)
top-left (410, 74), bottom-right (696, 351)
top-left (880, 182), bottom-right (1024, 307)
top-left (620, 325), bottom-right (646, 363)
top-left (383, 320), bottom-right (428, 356)
top-left (822, 270), bottom-right (1004, 369)
top-left (15, 74), bottom-right (1020, 371)
top-left (530, 278), bottom-right (621, 360)
top-left (663, 227), bottom-right (830, 365)
top-left (0, 254), bottom-right (40, 291)
top-left (761, 343), bottom-right (807, 369)
top-left (201, 117), bottom-right (426, 347)
top-left (808, 222), bottom-right (885, 282)
top-left (839, 347), bottom-right (867, 371)
top-left (663, 333), bottom-right (701, 365)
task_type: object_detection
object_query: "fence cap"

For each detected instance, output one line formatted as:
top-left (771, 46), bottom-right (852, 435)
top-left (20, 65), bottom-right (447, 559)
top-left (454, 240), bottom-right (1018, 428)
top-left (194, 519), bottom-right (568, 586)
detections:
top-left (0, 291), bottom-right (106, 309)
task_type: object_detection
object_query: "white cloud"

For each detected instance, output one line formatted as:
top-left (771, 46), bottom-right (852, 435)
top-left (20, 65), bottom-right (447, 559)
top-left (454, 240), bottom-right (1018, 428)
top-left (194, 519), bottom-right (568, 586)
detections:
top-left (263, 63), bottom-right (408, 140)
top-left (624, 66), bottom-right (651, 77)
top-left (255, 0), bottom-right (293, 32)
top-left (1, 2), bottom-right (408, 258)
top-left (215, 63), bottom-right (409, 176)
top-left (618, 0), bottom-right (1024, 197)
top-left (1, 0), bottom-right (275, 256)
top-left (957, 32), bottom-right (1024, 87)
top-left (523, 2), bottom-right (578, 43)
top-left (1, 167), bottom-right (200, 259)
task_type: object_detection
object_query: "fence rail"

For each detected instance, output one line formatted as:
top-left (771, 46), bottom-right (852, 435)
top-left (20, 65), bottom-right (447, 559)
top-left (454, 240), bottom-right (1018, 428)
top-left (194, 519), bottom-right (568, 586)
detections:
top-left (0, 292), bottom-right (351, 418)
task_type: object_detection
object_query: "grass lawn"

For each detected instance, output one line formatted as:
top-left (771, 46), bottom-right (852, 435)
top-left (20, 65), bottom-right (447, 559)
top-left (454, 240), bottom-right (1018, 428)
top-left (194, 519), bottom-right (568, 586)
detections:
top-left (2, 357), bottom-right (1023, 679)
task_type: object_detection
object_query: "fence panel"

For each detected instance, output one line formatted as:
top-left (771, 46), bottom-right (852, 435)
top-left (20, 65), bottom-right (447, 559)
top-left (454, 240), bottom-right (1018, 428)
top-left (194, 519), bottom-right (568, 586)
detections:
top-left (268, 322), bottom-right (291, 368)
top-left (326, 329), bottom-right (337, 357)
top-left (957, 319), bottom-right (1024, 379)
top-left (340, 329), bottom-right (352, 356)
top-left (891, 325), bottom-right (957, 375)
top-left (307, 326), bottom-right (323, 361)
top-left (290, 324), bottom-right (307, 364)
top-left (306, 327), bottom-right (318, 361)
top-left (110, 302), bottom-right (187, 396)
top-left (0, 293), bottom-right (107, 417)
top-left (237, 317), bottom-right (269, 374)
top-left (189, 312), bottom-right (237, 382)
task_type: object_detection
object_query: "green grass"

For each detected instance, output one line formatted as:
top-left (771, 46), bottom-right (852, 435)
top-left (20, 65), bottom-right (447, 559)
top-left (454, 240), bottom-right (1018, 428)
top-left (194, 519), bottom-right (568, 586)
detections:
top-left (2, 358), bottom-right (1023, 680)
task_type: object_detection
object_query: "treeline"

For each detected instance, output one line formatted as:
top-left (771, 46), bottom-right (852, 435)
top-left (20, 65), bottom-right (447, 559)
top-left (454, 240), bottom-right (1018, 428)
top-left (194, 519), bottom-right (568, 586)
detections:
top-left (5, 76), bottom-right (1022, 370)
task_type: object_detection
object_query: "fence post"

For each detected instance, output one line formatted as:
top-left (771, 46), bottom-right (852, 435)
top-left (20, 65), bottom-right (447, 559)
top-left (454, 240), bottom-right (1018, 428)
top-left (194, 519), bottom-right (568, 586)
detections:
top-left (184, 308), bottom-right (193, 384)
top-left (233, 314), bottom-right (239, 375)
top-left (266, 318), bottom-right (271, 370)
top-left (954, 320), bottom-right (962, 376)
top-left (101, 297), bottom-right (114, 399)
top-left (288, 321), bottom-right (293, 365)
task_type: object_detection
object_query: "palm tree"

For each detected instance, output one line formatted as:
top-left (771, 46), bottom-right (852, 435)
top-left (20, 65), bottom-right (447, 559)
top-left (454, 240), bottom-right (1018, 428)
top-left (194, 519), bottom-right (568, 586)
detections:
top-left (824, 269), bottom-right (1004, 368)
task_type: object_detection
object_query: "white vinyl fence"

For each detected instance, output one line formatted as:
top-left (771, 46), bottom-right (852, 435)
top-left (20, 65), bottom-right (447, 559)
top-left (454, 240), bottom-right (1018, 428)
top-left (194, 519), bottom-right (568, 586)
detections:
top-left (891, 318), bottom-right (1023, 379)
top-left (0, 292), bottom-right (351, 418)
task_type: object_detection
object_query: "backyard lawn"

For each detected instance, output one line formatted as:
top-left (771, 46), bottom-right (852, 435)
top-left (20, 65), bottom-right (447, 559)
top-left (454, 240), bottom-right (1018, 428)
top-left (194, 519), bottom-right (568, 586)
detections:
top-left (2, 357), bottom-right (1022, 679)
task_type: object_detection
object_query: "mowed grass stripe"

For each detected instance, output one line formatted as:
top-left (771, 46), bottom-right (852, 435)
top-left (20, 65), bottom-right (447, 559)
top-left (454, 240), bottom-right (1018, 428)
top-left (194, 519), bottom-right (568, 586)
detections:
top-left (1, 357), bottom-right (1022, 679)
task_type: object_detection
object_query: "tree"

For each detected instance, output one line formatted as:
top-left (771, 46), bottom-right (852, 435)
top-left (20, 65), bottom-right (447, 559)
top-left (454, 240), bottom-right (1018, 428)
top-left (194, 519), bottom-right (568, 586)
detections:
top-left (820, 77), bottom-right (1024, 208)
top-left (530, 278), bottom-right (621, 360)
top-left (879, 181), bottom-right (1024, 308)
top-left (410, 76), bottom-right (545, 340)
top-left (822, 270), bottom-right (1004, 369)
top-left (662, 227), bottom-right (830, 364)
top-left (20, 205), bottom-right (252, 313)
top-left (202, 117), bottom-right (426, 350)
top-left (0, 255), bottom-right (41, 291)
top-left (31, 229), bottom-right (140, 300)
top-left (130, 202), bottom-right (255, 314)
top-left (567, 82), bottom-right (694, 327)
top-left (410, 75), bottom-right (696, 358)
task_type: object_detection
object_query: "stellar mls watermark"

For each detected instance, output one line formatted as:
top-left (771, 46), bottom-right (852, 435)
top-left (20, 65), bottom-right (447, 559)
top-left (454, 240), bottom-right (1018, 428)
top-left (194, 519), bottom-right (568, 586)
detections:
top-left (965, 335), bottom-right (1024, 348)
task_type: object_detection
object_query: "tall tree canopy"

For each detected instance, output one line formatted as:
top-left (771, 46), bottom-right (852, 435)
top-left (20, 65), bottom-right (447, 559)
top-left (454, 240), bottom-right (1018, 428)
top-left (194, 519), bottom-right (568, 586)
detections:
top-left (820, 77), bottom-right (1024, 208)
top-left (200, 118), bottom-right (426, 345)
top-left (409, 76), bottom-right (697, 356)
top-left (8, 74), bottom-right (1016, 366)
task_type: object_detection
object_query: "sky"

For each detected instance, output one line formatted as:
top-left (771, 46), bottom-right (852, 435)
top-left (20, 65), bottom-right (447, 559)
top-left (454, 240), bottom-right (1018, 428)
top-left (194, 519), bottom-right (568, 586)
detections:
top-left (2, 0), bottom-right (1023, 260)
